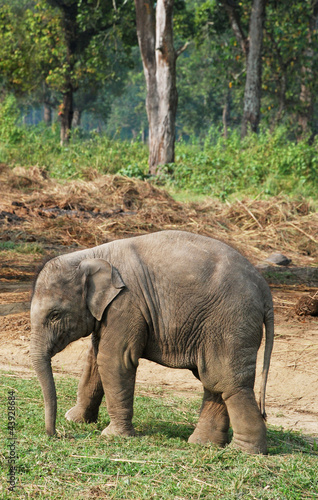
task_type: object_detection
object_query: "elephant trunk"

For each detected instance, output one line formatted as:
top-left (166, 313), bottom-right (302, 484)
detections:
top-left (30, 341), bottom-right (57, 436)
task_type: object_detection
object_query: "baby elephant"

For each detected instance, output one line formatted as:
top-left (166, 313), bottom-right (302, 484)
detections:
top-left (30, 230), bottom-right (274, 454)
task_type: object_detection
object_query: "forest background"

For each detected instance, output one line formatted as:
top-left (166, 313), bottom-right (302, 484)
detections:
top-left (0, 0), bottom-right (317, 202)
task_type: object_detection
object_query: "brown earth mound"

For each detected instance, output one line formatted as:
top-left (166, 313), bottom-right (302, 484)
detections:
top-left (0, 164), bottom-right (317, 266)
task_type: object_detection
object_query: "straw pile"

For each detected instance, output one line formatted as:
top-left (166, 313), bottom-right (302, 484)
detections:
top-left (0, 164), bottom-right (317, 266)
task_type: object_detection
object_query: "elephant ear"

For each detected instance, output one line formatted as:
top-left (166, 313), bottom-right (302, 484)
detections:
top-left (80, 259), bottom-right (125, 321)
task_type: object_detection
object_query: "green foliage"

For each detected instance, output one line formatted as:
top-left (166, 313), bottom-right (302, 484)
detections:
top-left (104, 48), bottom-right (148, 140)
top-left (0, 121), bottom-right (317, 201)
top-left (162, 127), bottom-right (318, 200)
top-left (1, 371), bottom-right (317, 498)
top-left (261, 0), bottom-right (318, 132)
top-left (0, 1), bottom-right (63, 94)
top-left (117, 163), bottom-right (148, 180)
top-left (0, 0), bottom-right (136, 124)
top-left (0, 121), bottom-right (149, 178)
top-left (0, 95), bottom-right (23, 143)
top-left (1, 0), bottom-right (318, 140)
top-left (0, 94), bottom-right (23, 144)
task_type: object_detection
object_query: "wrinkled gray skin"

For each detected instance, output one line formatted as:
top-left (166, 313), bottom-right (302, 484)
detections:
top-left (30, 230), bottom-right (274, 454)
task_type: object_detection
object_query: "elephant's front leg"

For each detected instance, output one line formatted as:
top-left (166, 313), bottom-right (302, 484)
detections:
top-left (97, 341), bottom-right (137, 438)
top-left (65, 342), bottom-right (104, 423)
top-left (188, 389), bottom-right (230, 446)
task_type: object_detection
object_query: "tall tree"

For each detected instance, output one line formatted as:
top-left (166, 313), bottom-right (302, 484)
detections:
top-left (46, 0), bottom-right (77, 144)
top-left (222, 0), bottom-right (265, 137)
top-left (134, 0), bottom-right (188, 175)
top-left (261, 0), bottom-right (318, 138)
top-left (297, 0), bottom-right (318, 139)
top-left (46, 0), bottom-right (136, 144)
top-left (241, 0), bottom-right (266, 137)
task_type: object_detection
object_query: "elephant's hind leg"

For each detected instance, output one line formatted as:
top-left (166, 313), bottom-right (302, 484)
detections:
top-left (188, 389), bottom-right (230, 447)
top-left (224, 388), bottom-right (267, 454)
top-left (65, 342), bottom-right (104, 423)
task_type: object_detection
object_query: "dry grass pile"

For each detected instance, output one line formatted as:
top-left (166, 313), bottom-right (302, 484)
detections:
top-left (212, 197), bottom-right (318, 262)
top-left (0, 165), bottom-right (317, 266)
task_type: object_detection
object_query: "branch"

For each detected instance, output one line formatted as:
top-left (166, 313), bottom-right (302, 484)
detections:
top-left (222, 0), bottom-right (248, 56)
top-left (176, 41), bottom-right (191, 58)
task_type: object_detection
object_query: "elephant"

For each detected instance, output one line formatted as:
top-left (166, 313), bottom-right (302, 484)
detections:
top-left (30, 230), bottom-right (274, 454)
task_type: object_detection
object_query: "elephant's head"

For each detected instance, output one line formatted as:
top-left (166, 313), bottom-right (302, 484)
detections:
top-left (30, 255), bottom-right (125, 436)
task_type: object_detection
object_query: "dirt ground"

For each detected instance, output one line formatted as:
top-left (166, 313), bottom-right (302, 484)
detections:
top-left (0, 166), bottom-right (317, 443)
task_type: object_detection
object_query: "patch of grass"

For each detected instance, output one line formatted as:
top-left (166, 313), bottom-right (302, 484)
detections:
top-left (1, 121), bottom-right (318, 201)
top-left (0, 124), bottom-right (149, 181)
top-left (0, 242), bottom-right (44, 254)
top-left (1, 371), bottom-right (317, 499)
top-left (163, 128), bottom-right (318, 201)
top-left (261, 269), bottom-right (297, 284)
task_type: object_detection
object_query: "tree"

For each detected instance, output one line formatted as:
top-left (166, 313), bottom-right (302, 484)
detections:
top-left (0, 1), bottom-right (62, 96)
top-left (241, 0), bottom-right (266, 137)
top-left (46, 0), bottom-right (136, 144)
top-left (297, 0), bottom-right (318, 139)
top-left (222, 0), bottom-right (265, 137)
top-left (177, 0), bottom-right (244, 139)
top-left (135, 0), bottom-right (190, 175)
top-left (261, 0), bottom-right (318, 139)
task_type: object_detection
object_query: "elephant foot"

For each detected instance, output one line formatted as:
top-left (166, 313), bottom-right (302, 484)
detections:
top-left (224, 389), bottom-right (268, 455)
top-left (229, 437), bottom-right (267, 455)
top-left (188, 427), bottom-right (229, 447)
top-left (101, 422), bottom-right (135, 438)
top-left (65, 405), bottom-right (98, 424)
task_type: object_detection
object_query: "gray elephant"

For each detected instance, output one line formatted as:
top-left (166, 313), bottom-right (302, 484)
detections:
top-left (30, 230), bottom-right (274, 454)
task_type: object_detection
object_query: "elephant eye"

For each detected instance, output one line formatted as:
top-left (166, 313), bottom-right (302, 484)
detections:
top-left (49, 311), bottom-right (61, 323)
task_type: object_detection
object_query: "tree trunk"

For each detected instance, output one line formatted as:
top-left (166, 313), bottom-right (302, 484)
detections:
top-left (222, 0), bottom-right (248, 56)
top-left (59, 87), bottom-right (73, 145)
top-left (241, 0), bottom-right (266, 138)
top-left (297, 1), bottom-right (318, 140)
top-left (43, 103), bottom-right (52, 126)
top-left (222, 89), bottom-right (231, 138)
top-left (270, 71), bottom-right (287, 133)
top-left (134, 0), bottom-right (178, 175)
top-left (72, 108), bottom-right (81, 128)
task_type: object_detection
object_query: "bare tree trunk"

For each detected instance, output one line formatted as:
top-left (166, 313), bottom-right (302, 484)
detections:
top-left (59, 87), bottom-right (73, 145)
top-left (241, 0), bottom-right (266, 138)
top-left (222, 89), bottom-right (231, 138)
top-left (222, 0), bottom-right (248, 56)
top-left (43, 103), bottom-right (52, 126)
top-left (135, 0), bottom-right (178, 175)
top-left (297, 1), bottom-right (318, 140)
top-left (270, 72), bottom-right (287, 133)
top-left (47, 0), bottom-right (78, 145)
top-left (72, 108), bottom-right (81, 128)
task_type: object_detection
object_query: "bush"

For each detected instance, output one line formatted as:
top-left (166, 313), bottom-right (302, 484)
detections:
top-left (1, 120), bottom-right (317, 200)
top-left (165, 127), bottom-right (318, 200)
top-left (0, 95), bottom-right (23, 144)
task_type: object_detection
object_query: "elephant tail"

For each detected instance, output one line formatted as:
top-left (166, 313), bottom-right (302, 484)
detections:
top-left (259, 307), bottom-right (274, 421)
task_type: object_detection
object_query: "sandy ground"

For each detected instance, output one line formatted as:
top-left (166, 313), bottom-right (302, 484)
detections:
top-left (1, 281), bottom-right (317, 442)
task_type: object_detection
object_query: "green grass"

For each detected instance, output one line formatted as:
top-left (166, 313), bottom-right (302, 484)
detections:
top-left (0, 112), bottom-right (318, 201)
top-left (0, 123), bottom-right (149, 180)
top-left (1, 371), bottom-right (317, 499)
top-left (0, 242), bottom-right (44, 254)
